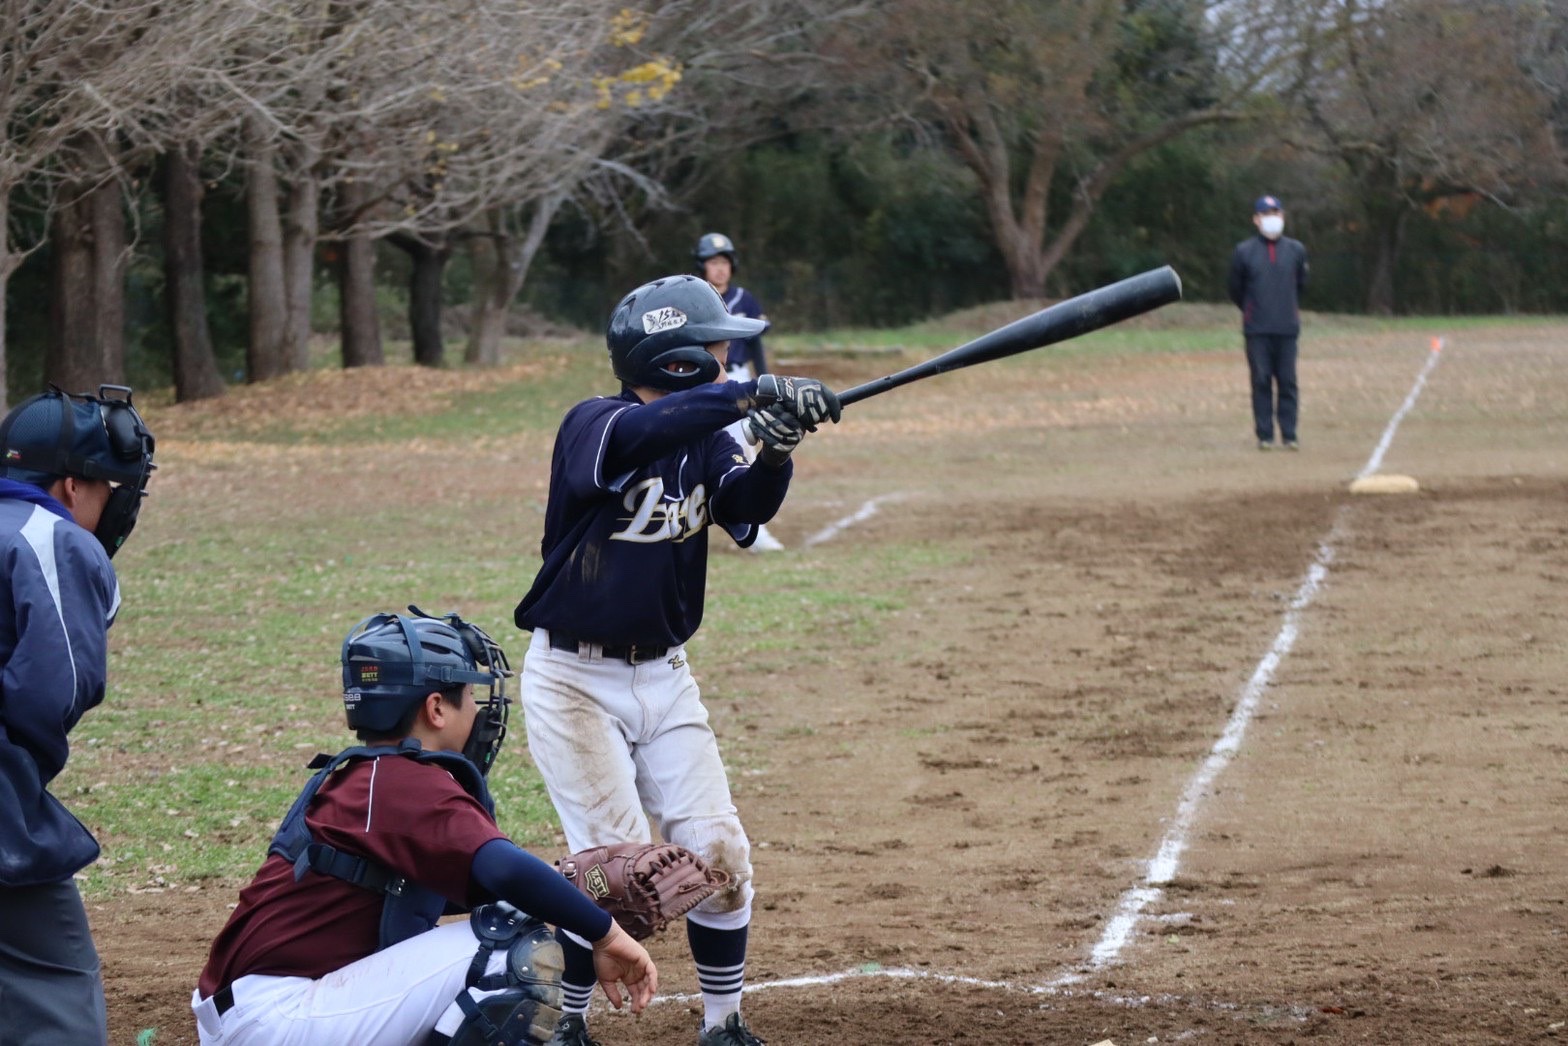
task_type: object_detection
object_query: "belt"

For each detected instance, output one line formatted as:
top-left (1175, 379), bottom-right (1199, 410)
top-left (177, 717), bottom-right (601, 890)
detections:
top-left (214, 984), bottom-right (235, 1017)
top-left (548, 631), bottom-right (669, 665)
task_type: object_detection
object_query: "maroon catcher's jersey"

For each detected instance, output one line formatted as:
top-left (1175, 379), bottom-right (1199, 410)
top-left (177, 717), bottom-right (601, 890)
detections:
top-left (197, 754), bottom-right (505, 996)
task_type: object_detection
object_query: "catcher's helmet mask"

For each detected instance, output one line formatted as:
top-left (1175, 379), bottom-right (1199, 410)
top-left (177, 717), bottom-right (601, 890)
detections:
top-left (0, 384), bottom-right (156, 558)
top-left (606, 275), bottom-right (766, 393)
top-left (341, 607), bottom-right (513, 775)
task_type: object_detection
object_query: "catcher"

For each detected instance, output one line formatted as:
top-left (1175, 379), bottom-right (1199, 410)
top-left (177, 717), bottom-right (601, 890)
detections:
top-left (513, 274), bottom-right (842, 1046)
top-left (192, 608), bottom-right (664, 1045)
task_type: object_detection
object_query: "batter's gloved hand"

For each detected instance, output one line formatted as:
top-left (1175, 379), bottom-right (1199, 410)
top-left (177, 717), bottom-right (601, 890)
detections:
top-left (746, 407), bottom-right (805, 467)
top-left (754, 373), bottom-right (842, 431)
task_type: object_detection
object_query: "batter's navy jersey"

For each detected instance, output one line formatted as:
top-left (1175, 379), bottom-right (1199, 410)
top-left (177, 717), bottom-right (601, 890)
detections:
top-left (515, 383), bottom-right (792, 647)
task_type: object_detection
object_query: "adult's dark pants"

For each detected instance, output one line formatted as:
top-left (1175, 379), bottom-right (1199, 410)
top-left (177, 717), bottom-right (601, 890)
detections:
top-left (0, 880), bottom-right (109, 1045)
top-left (1245, 334), bottom-right (1299, 443)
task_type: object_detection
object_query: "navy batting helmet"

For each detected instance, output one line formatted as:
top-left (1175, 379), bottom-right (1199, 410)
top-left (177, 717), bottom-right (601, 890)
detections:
top-left (693, 232), bottom-right (737, 268)
top-left (0, 384), bottom-right (156, 558)
top-left (341, 607), bottom-right (513, 774)
top-left (605, 275), bottom-right (766, 393)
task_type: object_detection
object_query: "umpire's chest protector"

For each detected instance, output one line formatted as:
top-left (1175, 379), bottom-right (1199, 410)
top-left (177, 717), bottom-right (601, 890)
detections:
top-left (267, 740), bottom-right (495, 950)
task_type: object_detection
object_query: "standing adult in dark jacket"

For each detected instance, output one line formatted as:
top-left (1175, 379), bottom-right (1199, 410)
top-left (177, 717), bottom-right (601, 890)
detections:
top-left (0, 386), bottom-right (155, 1046)
top-left (1228, 195), bottom-right (1310, 450)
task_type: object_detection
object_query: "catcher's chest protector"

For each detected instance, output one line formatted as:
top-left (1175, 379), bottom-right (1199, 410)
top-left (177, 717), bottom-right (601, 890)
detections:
top-left (267, 740), bottom-right (495, 949)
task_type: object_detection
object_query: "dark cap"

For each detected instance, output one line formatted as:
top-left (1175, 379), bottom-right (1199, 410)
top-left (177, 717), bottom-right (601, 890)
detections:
top-left (1254, 195), bottom-right (1283, 213)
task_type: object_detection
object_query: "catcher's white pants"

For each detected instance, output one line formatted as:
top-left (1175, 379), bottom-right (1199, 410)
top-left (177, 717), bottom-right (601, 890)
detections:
top-left (190, 921), bottom-right (510, 1045)
top-left (520, 629), bottom-right (754, 929)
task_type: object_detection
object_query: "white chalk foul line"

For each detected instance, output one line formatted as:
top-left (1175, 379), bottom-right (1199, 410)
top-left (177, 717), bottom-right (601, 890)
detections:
top-left (802, 493), bottom-right (906, 547)
top-left (1059, 335), bottom-right (1446, 983)
top-left (1361, 336), bottom-right (1444, 479)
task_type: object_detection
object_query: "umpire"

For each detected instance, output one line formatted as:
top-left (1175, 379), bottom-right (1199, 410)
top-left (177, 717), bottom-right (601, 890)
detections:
top-left (1228, 194), bottom-right (1309, 450)
top-left (0, 386), bottom-right (156, 1045)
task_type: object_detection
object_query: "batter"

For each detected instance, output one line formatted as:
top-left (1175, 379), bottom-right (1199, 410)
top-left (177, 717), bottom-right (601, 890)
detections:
top-left (513, 274), bottom-right (840, 1046)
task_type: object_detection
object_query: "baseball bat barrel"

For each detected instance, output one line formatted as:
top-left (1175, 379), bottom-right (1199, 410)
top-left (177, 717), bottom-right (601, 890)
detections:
top-left (837, 265), bottom-right (1183, 407)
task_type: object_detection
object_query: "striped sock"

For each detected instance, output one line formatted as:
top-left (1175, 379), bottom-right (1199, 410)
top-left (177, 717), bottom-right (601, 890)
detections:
top-left (688, 920), bottom-right (748, 1030)
top-left (557, 928), bottom-right (596, 1017)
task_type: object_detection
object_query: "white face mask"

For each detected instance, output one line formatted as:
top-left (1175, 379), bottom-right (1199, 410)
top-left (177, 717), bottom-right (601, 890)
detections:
top-left (1259, 214), bottom-right (1285, 239)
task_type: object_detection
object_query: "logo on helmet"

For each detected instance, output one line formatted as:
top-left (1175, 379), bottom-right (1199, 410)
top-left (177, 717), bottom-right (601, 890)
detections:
top-left (358, 664), bottom-right (381, 684)
top-left (641, 306), bottom-right (687, 335)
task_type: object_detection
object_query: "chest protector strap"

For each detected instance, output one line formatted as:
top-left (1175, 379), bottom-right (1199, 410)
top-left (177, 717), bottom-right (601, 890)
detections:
top-left (266, 738), bottom-right (496, 950)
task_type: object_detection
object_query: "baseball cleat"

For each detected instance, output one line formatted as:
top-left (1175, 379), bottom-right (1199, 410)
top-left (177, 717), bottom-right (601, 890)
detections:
top-left (697, 1012), bottom-right (766, 1045)
top-left (549, 1013), bottom-right (603, 1046)
top-left (749, 526), bottom-right (785, 552)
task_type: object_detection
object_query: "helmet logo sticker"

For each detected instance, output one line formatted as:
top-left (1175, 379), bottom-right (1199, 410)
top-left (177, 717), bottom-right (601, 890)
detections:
top-left (358, 664), bottom-right (380, 684)
top-left (642, 306), bottom-right (687, 335)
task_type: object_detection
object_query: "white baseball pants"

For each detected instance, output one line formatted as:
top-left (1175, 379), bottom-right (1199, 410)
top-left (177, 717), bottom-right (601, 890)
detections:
top-left (520, 629), bottom-right (754, 927)
top-left (190, 921), bottom-right (510, 1045)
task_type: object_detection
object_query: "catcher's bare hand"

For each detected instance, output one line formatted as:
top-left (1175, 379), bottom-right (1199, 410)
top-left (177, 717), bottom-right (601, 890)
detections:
top-left (754, 373), bottom-right (841, 431)
top-left (592, 920), bottom-right (658, 1014)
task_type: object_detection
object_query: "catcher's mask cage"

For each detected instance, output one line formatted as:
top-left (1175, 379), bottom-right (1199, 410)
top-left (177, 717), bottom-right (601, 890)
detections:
top-left (692, 231), bottom-right (737, 270)
top-left (605, 275), bottom-right (766, 393)
top-left (340, 607), bottom-right (513, 775)
top-left (0, 384), bottom-right (157, 558)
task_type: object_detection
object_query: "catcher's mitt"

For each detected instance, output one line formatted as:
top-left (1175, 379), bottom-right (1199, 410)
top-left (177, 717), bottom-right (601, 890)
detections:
top-left (557, 842), bottom-right (729, 941)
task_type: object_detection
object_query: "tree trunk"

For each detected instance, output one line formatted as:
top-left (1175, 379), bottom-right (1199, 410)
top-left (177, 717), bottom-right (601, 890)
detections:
top-left (466, 196), bottom-right (560, 365)
top-left (47, 188), bottom-right (99, 392)
top-left (1364, 204), bottom-right (1407, 316)
top-left (465, 231), bottom-right (502, 365)
top-left (88, 176), bottom-right (126, 383)
top-left (162, 144), bottom-right (226, 402)
top-left (283, 149), bottom-right (320, 372)
top-left (246, 123), bottom-right (289, 382)
top-left (337, 178), bottom-right (382, 368)
top-left (1000, 225), bottom-right (1049, 300)
top-left (0, 193), bottom-right (15, 408)
top-left (388, 232), bottom-right (451, 367)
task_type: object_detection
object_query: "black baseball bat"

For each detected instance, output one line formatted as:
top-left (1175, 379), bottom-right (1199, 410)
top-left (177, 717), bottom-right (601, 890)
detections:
top-left (837, 265), bottom-right (1183, 407)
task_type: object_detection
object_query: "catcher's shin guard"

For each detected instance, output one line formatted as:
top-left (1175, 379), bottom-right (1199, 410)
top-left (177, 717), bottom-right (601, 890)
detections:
top-left (435, 904), bottom-right (566, 1045)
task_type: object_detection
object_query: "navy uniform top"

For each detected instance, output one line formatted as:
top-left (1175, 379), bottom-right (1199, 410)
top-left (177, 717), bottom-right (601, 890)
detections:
top-left (0, 478), bottom-right (119, 887)
top-left (720, 286), bottom-right (768, 375)
top-left (1227, 234), bottom-right (1309, 336)
top-left (514, 382), bottom-right (792, 647)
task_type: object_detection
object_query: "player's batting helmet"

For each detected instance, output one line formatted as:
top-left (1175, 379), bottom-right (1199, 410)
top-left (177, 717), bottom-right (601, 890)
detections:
top-left (341, 607), bottom-right (513, 774)
top-left (693, 232), bottom-right (737, 269)
top-left (606, 274), bottom-right (767, 393)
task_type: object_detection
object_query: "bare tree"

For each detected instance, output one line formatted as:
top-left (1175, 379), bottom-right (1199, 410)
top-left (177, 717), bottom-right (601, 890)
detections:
top-left (1289, 0), bottom-right (1562, 313)
top-left (0, 0), bottom-right (178, 404)
top-left (162, 142), bottom-right (226, 401)
top-left (817, 0), bottom-right (1299, 299)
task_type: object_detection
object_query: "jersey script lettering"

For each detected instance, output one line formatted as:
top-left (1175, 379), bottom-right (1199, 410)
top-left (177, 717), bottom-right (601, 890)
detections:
top-left (612, 478), bottom-right (710, 543)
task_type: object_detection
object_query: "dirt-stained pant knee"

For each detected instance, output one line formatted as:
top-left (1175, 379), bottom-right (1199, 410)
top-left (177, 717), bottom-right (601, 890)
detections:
top-left (668, 814), bottom-right (753, 928)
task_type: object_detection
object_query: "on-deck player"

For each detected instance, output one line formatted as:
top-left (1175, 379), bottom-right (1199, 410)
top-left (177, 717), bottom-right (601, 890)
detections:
top-left (694, 231), bottom-right (784, 552)
top-left (513, 274), bottom-right (841, 1046)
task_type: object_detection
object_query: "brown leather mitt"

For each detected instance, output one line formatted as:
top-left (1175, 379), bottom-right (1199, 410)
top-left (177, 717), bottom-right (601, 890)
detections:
top-left (556, 842), bottom-right (730, 941)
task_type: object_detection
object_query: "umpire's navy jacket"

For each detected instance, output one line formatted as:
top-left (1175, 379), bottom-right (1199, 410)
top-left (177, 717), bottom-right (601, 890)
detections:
top-left (0, 478), bottom-right (118, 887)
top-left (1228, 234), bottom-right (1309, 335)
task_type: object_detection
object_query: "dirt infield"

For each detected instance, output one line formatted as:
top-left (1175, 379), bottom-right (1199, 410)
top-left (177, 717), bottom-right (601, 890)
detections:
top-left (96, 317), bottom-right (1566, 1044)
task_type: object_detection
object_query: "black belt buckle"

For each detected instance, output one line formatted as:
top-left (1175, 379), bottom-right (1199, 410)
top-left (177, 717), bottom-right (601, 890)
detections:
top-left (624, 644), bottom-right (667, 665)
top-left (214, 984), bottom-right (235, 1016)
